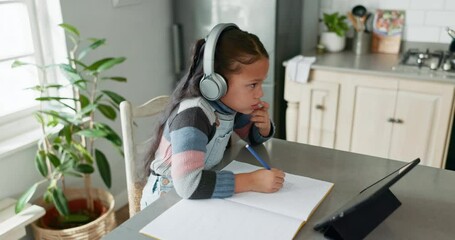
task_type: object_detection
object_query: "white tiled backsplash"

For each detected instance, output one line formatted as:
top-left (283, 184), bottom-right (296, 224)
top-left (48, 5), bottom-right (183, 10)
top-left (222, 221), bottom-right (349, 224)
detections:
top-left (320, 0), bottom-right (455, 43)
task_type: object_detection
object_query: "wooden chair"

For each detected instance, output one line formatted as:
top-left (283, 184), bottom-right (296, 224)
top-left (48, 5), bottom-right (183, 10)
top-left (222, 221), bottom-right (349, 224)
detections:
top-left (119, 95), bottom-right (170, 217)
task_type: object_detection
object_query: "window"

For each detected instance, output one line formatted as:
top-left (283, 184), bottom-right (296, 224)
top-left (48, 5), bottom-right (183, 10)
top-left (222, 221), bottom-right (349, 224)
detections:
top-left (0, 0), bottom-right (66, 154)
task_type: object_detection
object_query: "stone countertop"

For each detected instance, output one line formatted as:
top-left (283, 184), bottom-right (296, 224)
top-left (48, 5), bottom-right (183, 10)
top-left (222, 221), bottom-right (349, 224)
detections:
top-left (301, 51), bottom-right (455, 84)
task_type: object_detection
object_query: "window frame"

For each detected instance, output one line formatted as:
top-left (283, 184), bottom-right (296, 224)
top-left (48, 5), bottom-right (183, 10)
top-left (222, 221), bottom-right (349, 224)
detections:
top-left (0, 0), bottom-right (67, 156)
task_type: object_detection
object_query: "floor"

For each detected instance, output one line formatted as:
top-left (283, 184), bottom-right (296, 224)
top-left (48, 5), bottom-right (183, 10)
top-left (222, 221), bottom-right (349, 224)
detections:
top-left (115, 204), bottom-right (130, 226)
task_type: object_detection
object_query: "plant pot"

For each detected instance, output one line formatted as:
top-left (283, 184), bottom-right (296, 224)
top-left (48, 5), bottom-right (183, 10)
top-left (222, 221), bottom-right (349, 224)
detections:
top-left (32, 188), bottom-right (116, 240)
top-left (320, 32), bottom-right (346, 52)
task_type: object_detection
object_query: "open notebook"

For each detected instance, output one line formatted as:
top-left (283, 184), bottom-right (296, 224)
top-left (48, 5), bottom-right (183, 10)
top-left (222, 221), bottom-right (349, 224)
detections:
top-left (140, 161), bottom-right (334, 240)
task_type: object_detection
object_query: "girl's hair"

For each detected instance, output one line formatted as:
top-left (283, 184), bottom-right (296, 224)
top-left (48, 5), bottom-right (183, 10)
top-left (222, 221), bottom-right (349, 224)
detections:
top-left (143, 26), bottom-right (269, 176)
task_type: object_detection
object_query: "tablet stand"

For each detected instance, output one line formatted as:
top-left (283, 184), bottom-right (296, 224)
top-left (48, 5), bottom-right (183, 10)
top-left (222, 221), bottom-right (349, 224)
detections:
top-left (322, 189), bottom-right (401, 240)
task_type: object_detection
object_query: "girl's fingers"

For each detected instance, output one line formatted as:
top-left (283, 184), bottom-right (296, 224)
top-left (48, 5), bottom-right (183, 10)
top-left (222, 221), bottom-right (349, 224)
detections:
top-left (260, 101), bottom-right (270, 110)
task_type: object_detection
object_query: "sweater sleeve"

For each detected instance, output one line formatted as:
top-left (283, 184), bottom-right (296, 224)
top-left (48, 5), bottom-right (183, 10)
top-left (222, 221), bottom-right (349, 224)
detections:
top-left (233, 113), bottom-right (275, 145)
top-left (168, 106), bottom-right (235, 199)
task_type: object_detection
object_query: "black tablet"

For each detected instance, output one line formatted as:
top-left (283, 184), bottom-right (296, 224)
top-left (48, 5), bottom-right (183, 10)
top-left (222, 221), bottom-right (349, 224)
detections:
top-left (314, 158), bottom-right (420, 239)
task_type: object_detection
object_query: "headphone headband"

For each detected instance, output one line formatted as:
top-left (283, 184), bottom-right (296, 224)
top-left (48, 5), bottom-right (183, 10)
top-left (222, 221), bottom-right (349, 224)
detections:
top-left (203, 23), bottom-right (238, 77)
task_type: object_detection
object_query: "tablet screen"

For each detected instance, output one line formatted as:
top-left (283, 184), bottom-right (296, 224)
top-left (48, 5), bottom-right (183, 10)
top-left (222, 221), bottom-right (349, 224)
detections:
top-left (314, 158), bottom-right (420, 231)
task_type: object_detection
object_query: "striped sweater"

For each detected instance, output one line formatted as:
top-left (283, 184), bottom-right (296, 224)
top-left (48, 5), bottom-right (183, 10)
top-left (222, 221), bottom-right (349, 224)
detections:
top-left (150, 97), bottom-right (274, 199)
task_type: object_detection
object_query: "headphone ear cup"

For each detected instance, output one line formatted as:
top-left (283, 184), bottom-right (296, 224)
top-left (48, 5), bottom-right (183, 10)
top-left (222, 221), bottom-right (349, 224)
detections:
top-left (199, 73), bottom-right (227, 101)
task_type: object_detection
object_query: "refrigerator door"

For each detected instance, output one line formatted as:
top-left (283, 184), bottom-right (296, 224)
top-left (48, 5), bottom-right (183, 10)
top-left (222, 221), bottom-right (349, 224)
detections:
top-left (173, 0), bottom-right (276, 84)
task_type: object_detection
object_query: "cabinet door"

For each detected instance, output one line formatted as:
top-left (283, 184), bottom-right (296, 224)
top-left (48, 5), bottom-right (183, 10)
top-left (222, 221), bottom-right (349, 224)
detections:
top-left (349, 86), bottom-right (397, 158)
top-left (297, 81), bottom-right (339, 148)
top-left (389, 80), bottom-right (455, 168)
top-left (338, 75), bottom-right (399, 157)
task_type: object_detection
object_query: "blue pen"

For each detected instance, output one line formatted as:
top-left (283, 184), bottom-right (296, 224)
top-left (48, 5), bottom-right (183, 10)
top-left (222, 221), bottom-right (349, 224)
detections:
top-left (245, 144), bottom-right (271, 170)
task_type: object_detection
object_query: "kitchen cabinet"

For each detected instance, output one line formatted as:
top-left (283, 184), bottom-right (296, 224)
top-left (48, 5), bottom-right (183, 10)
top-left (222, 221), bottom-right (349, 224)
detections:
top-left (338, 76), bottom-right (398, 158)
top-left (339, 74), bottom-right (455, 168)
top-left (284, 70), bottom-right (340, 148)
top-left (285, 69), bottom-right (455, 168)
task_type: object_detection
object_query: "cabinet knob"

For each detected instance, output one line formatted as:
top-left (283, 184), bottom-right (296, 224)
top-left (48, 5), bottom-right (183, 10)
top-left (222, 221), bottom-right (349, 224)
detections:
top-left (396, 119), bottom-right (404, 124)
top-left (315, 104), bottom-right (325, 110)
top-left (388, 118), bottom-right (396, 123)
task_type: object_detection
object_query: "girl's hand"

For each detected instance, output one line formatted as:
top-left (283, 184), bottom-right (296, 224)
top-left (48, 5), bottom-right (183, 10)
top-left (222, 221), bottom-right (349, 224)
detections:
top-left (235, 168), bottom-right (285, 193)
top-left (251, 101), bottom-right (271, 137)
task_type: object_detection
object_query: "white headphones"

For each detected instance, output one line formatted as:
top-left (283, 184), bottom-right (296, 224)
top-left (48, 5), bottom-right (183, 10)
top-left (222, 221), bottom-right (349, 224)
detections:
top-left (199, 23), bottom-right (239, 101)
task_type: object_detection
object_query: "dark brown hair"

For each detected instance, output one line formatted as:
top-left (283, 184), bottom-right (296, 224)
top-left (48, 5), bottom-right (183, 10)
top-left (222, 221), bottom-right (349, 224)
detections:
top-left (143, 26), bottom-right (269, 176)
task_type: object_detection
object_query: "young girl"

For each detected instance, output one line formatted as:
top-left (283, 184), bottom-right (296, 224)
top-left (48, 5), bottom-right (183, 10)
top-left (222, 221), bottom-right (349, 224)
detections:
top-left (141, 23), bottom-right (285, 209)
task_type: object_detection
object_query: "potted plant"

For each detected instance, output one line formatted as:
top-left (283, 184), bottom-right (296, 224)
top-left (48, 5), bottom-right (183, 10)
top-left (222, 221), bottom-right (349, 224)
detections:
top-left (13, 23), bottom-right (127, 238)
top-left (320, 12), bottom-right (349, 52)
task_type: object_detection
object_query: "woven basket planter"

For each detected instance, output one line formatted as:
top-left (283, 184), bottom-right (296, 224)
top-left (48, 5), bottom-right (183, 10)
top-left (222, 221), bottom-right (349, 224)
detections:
top-left (32, 188), bottom-right (116, 240)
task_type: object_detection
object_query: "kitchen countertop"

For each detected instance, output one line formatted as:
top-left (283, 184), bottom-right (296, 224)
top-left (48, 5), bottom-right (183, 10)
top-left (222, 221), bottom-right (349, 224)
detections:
top-left (301, 51), bottom-right (455, 83)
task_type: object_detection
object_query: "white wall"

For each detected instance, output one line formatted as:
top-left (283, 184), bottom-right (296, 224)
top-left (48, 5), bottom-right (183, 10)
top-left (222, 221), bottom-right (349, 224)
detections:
top-left (0, 0), bottom-right (173, 212)
top-left (320, 0), bottom-right (455, 43)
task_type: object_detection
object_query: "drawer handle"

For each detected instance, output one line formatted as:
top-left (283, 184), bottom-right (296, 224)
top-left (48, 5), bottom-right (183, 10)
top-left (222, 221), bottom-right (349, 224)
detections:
top-left (388, 118), bottom-right (396, 123)
top-left (315, 104), bottom-right (325, 110)
top-left (396, 119), bottom-right (403, 124)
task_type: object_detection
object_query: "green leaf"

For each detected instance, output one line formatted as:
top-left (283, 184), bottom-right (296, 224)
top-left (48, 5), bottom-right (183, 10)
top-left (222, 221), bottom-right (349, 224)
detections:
top-left (34, 112), bottom-right (45, 125)
top-left (35, 150), bottom-right (48, 177)
top-left (96, 123), bottom-right (122, 147)
top-left (15, 182), bottom-right (39, 213)
top-left (43, 84), bottom-right (64, 90)
top-left (86, 58), bottom-right (111, 71)
top-left (59, 125), bottom-right (73, 144)
top-left (58, 158), bottom-right (74, 172)
top-left (62, 171), bottom-right (84, 178)
top-left (79, 104), bottom-right (98, 118)
top-left (35, 97), bottom-right (77, 111)
top-left (72, 59), bottom-right (88, 69)
top-left (72, 79), bottom-right (88, 90)
top-left (79, 94), bottom-right (90, 109)
top-left (76, 129), bottom-right (108, 138)
top-left (43, 189), bottom-right (52, 203)
top-left (95, 149), bottom-right (111, 188)
top-left (39, 110), bottom-right (72, 124)
top-left (68, 144), bottom-right (92, 164)
top-left (47, 153), bottom-right (61, 168)
top-left (87, 57), bottom-right (126, 73)
top-left (47, 116), bottom-right (59, 128)
top-left (102, 90), bottom-right (126, 105)
top-left (25, 85), bottom-right (44, 92)
top-left (101, 76), bottom-right (127, 82)
top-left (74, 163), bottom-right (94, 174)
top-left (26, 84), bottom-right (58, 93)
top-left (97, 57), bottom-right (125, 72)
top-left (108, 100), bottom-right (120, 111)
top-left (51, 188), bottom-right (69, 216)
top-left (11, 60), bottom-right (28, 68)
top-left (97, 104), bottom-right (116, 120)
top-left (59, 23), bottom-right (80, 37)
top-left (94, 94), bottom-right (103, 104)
top-left (322, 12), bottom-right (348, 37)
top-left (71, 143), bottom-right (93, 164)
top-left (59, 64), bottom-right (82, 82)
top-left (78, 38), bottom-right (106, 60)
top-left (35, 96), bottom-right (77, 102)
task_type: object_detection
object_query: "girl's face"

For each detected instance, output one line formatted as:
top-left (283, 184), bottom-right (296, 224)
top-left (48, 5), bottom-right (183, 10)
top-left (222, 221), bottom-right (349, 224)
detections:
top-left (220, 57), bottom-right (269, 114)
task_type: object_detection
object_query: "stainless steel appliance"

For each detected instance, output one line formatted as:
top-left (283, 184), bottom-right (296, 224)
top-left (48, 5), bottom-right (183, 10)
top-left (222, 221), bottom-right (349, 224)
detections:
top-left (171, 0), bottom-right (315, 138)
top-left (398, 48), bottom-right (455, 77)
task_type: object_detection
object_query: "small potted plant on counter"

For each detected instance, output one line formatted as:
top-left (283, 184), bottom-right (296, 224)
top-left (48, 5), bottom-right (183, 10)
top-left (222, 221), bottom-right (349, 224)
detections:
top-left (320, 12), bottom-right (349, 52)
top-left (13, 23), bottom-right (127, 239)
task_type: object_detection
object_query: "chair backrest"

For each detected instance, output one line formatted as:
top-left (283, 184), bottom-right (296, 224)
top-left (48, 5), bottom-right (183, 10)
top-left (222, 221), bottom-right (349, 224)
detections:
top-left (119, 95), bottom-right (170, 217)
